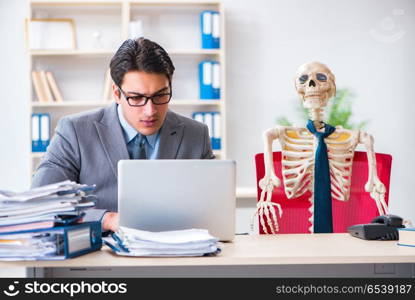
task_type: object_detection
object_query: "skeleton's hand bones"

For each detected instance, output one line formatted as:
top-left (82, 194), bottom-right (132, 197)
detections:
top-left (252, 194), bottom-right (282, 234)
top-left (365, 177), bottom-right (388, 215)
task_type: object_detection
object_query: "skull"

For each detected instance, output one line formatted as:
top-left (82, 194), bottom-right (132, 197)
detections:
top-left (294, 61), bottom-right (336, 109)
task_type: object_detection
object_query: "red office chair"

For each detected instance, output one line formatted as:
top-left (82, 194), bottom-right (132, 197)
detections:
top-left (254, 151), bottom-right (392, 234)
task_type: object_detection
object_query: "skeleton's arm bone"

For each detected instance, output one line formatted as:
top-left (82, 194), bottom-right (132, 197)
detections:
top-left (258, 128), bottom-right (281, 197)
top-left (252, 128), bottom-right (282, 234)
top-left (262, 127), bottom-right (279, 177)
top-left (358, 131), bottom-right (379, 190)
top-left (358, 130), bottom-right (388, 214)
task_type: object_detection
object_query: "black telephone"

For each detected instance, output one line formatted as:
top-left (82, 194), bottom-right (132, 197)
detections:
top-left (347, 214), bottom-right (404, 240)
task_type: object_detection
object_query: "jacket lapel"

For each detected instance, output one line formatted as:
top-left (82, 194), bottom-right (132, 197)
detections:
top-left (94, 102), bottom-right (129, 179)
top-left (157, 110), bottom-right (184, 159)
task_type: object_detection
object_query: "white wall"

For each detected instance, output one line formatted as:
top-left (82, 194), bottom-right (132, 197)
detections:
top-left (0, 0), bottom-right (30, 278)
top-left (0, 0), bottom-right (30, 191)
top-left (0, 0), bottom-right (414, 231)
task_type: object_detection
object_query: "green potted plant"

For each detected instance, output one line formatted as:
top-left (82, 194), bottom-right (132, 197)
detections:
top-left (276, 88), bottom-right (369, 129)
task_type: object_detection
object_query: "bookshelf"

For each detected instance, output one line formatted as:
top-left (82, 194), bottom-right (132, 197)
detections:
top-left (28, 0), bottom-right (226, 179)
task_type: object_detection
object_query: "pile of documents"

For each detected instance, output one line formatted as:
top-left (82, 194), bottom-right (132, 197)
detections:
top-left (104, 227), bottom-right (221, 257)
top-left (0, 180), bottom-right (99, 260)
top-left (0, 222), bottom-right (102, 260)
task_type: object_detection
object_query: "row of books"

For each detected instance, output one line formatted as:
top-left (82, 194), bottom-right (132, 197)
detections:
top-left (32, 113), bottom-right (50, 152)
top-left (200, 11), bottom-right (220, 49)
top-left (193, 111), bottom-right (221, 150)
top-left (0, 181), bottom-right (101, 260)
top-left (199, 60), bottom-right (220, 99)
top-left (32, 68), bottom-right (114, 103)
top-left (31, 70), bottom-right (63, 102)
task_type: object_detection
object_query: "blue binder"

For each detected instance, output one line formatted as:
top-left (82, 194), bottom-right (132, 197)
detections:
top-left (192, 112), bottom-right (221, 150)
top-left (199, 61), bottom-right (220, 100)
top-left (31, 113), bottom-right (50, 152)
top-left (31, 113), bottom-right (41, 152)
top-left (192, 112), bottom-right (204, 125)
top-left (40, 113), bottom-right (50, 152)
top-left (0, 221), bottom-right (102, 260)
top-left (199, 61), bottom-right (213, 99)
top-left (211, 61), bottom-right (220, 99)
top-left (200, 10), bottom-right (220, 49)
top-left (200, 10), bottom-right (213, 49)
top-left (212, 112), bottom-right (221, 150)
top-left (204, 112), bottom-right (214, 148)
top-left (212, 11), bottom-right (220, 49)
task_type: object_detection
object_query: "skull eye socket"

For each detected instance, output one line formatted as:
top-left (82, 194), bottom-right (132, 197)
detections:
top-left (299, 75), bottom-right (308, 84)
top-left (316, 73), bottom-right (327, 81)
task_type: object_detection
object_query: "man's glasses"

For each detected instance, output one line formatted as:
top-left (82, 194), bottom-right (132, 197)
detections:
top-left (118, 86), bottom-right (172, 107)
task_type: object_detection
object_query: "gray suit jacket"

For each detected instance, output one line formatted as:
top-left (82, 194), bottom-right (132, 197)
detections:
top-left (31, 103), bottom-right (214, 221)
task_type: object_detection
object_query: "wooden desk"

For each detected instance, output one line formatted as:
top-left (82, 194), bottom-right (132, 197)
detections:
top-left (2, 234), bottom-right (415, 277)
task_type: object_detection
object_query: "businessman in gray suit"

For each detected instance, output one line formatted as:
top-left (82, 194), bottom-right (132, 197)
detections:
top-left (31, 38), bottom-right (214, 232)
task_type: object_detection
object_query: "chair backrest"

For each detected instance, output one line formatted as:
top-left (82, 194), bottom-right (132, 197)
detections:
top-left (254, 151), bottom-right (392, 234)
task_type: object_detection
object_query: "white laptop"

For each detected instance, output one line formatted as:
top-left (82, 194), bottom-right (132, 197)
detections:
top-left (118, 160), bottom-right (236, 241)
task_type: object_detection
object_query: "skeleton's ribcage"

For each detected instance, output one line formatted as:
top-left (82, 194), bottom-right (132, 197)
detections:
top-left (280, 127), bottom-right (357, 201)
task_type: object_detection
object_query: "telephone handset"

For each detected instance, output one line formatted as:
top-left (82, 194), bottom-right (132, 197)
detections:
top-left (371, 215), bottom-right (404, 227)
top-left (348, 214), bottom-right (404, 240)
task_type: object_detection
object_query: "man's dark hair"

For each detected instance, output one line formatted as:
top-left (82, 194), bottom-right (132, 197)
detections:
top-left (110, 37), bottom-right (175, 87)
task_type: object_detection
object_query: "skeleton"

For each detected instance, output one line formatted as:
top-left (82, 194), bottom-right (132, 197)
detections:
top-left (251, 62), bottom-right (388, 234)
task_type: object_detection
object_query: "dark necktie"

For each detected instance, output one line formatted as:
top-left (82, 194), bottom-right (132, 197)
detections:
top-left (136, 134), bottom-right (147, 160)
top-left (306, 120), bottom-right (336, 233)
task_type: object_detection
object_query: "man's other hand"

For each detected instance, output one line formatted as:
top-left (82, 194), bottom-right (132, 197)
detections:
top-left (102, 212), bottom-right (119, 232)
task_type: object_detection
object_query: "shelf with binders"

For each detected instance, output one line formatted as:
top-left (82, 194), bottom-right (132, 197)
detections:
top-left (28, 0), bottom-right (227, 175)
top-left (27, 0), bottom-right (223, 56)
top-left (171, 55), bottom-right (223, 106)
top-left (192, 110), bottom-right (222, 156)
top-left (128, 2), bottom-right (221, 51)
top-left (30, 53), bottom-right (222, 104)
top-left (30, 103), bottom-right (224, 158)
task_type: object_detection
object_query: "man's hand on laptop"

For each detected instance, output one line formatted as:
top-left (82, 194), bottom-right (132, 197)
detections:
top-left (102, 212), bottom-right (119, 232)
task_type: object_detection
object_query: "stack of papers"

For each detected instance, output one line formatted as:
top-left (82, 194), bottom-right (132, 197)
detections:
top-left (104, 227), bottom-right (221, 257)
top-left (0, 221), bottom-right (102, 261)
top-left (0, 232), bottom-right (58, 260)
top-left (0, 180), bottom-right (96, 232)
top-left (0, 181), bottom-right (99, 260)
